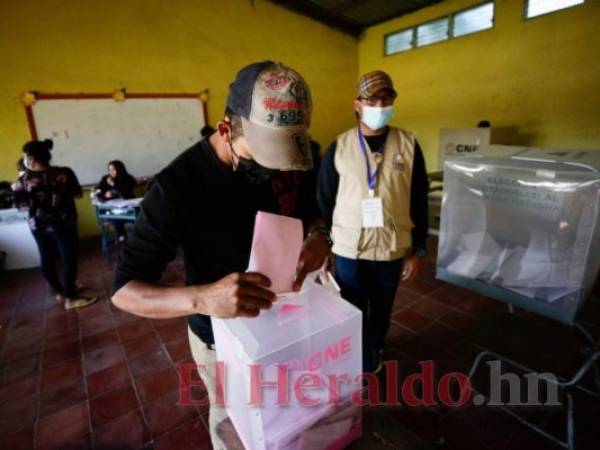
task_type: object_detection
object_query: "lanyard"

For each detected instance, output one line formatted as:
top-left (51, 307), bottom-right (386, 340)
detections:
top-left (357, 127), bottom-right (382, 197)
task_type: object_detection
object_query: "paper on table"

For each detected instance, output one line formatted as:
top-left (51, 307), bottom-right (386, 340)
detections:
top-left (247, 211), bottom-right (304, 294)
top-left (98, 198), bottom-right (143, 208)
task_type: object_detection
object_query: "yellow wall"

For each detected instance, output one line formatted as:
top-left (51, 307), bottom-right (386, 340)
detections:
top-left (2, 0), bottom-right (599, 237)
top-left (0, 0), bottom-right (357, 236)
top-left (359, 0), bottom-right (600, 170)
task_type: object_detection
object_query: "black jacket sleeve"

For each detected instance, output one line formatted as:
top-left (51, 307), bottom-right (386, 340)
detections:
top-left (316, 141), bottom-right (339, 230)
top-left (112, 176), bottom-right (182, 293)
top-left (410, 140), bottom-right (429, 253)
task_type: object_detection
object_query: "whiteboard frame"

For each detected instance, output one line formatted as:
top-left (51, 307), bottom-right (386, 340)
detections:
top-left (24, 92), bottom-right (209, 185)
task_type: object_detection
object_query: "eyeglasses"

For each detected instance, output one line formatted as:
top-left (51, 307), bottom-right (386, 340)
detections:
top-left (358, 95), bottom-right (396, 106)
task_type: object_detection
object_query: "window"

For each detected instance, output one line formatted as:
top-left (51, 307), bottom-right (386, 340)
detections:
top-left (453, 2), bottom-right (495, 38)
top-left (417, 18), bottom-right (449, 47)
top-left (525, 0), bottom-right (584, 18)
top-left (384, 2), bottom-right (495, 56)
top-left (385, 28), bottom-right (414, 55)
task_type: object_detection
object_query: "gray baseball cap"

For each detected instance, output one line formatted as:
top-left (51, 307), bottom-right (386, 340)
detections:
top-left (226, 61), bottom-right (313, 171)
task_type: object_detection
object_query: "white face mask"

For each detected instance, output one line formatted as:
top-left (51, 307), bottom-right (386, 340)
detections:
top-left (361, 105), bottom-right (394, 131)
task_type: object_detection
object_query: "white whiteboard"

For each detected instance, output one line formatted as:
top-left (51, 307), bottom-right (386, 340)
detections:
top-left (31, 97), bottom-right (206, 185)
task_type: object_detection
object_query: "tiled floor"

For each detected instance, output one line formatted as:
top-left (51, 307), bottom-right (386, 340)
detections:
top-left (1, 237), bottom-right (600, 450)
top-left (0, 239), bottom-right (208, 450)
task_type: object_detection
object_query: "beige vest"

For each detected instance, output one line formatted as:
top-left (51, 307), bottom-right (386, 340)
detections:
top-left (332, 126), bottom-right (415, 261)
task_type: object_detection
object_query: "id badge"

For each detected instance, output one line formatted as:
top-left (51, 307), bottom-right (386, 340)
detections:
top-left (361, 196), bottom-right (384, 228)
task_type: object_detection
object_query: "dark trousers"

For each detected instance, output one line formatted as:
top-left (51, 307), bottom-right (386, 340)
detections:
top-left (334, 254), bottom-right (403, 372)
top-left (32, 228), bottom-right (79, 298)
top-left (112, 220), bottom-right (126, 238)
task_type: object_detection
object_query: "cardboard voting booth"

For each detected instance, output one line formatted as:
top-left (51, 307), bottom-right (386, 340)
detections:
top-left (429, 128), bottom-right (515, 234)
top-left (212, 212), bottom-right (363, 450)
top-left (437, 146), bottom-right (600, 325)
top-left (438, 127), bottom-right (517, 170)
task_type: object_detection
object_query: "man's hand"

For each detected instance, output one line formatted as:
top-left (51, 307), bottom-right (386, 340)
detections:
top-left (199, 272), bottom-right (276, 318)
top-left (400, 256), bottom-right (422, 284)
top-left (293, 233), bottom-right (331, 291)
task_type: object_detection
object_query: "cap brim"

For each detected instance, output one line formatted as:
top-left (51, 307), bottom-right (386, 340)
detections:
top-left (361, 82), bottom-right (397, 98)
top-left (242, 117), bottom-right (313, 171)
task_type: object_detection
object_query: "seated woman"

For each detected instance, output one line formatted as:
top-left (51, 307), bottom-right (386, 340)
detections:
top-left (12, 139), bottom-right (96, 309)
top-left (94, 160), bottom-right (137, 242)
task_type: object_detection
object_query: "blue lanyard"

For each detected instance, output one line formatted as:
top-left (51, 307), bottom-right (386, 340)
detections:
top-left (357, 127), bottom-right (381, 196)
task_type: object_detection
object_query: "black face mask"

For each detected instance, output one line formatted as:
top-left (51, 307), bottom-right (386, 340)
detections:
top-left (229, 139), bottom-right (278, 185)
top-left (236, 156), bottom-right (279, 185)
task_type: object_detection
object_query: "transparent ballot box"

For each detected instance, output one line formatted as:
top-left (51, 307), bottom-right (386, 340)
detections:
top-left (437, 148), bottom-right (600, 325)
top-left (212, 278), bottom-right (363, 450)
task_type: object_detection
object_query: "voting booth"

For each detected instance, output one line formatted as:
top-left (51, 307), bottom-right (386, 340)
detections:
top-left (437, 127), bottom-right (517, 170)
top-left (437, 146), bottom-right (600, 325)
top-left (212, 279), bottom-right (362, 450)
top-left (428, 127), bottom-right (516, 235)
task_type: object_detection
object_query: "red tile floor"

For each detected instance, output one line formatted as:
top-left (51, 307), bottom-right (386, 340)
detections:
top-left (1, 237), bottom-right (599, 450)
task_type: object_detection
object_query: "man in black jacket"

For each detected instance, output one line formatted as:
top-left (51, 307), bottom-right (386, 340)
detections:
top-left (112, 61), bottom-right (330, 449)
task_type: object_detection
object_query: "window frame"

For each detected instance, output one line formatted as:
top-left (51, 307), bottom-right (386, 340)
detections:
top-left (415, 16), bottom-right (450, 49)
top-left (524, 0), bottom-right (586, 20)
top-left (383, 1), bottom-right (495, 57)
top-left (451, 0), bottom-right (496, 39)
top-left (383, 26), bottom-right (416, 56)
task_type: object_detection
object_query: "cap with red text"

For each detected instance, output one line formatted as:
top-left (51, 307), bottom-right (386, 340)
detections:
top-left (226, 61), bottom-right (313, 171)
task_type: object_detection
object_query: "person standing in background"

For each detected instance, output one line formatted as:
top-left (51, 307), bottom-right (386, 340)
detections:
top-left (317, 70), bottom-right (429, 373)
top-left (13, 139), bottom-right (97, 309)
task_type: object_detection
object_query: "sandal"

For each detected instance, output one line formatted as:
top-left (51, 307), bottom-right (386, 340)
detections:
top-left (64, 296), bottom-right (98, 310)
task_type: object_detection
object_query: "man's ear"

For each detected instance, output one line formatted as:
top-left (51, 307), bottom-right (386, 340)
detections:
top-left (216, 120), bottom-right (232, 143)
top-left (353, 100), bottom-right (362, 119)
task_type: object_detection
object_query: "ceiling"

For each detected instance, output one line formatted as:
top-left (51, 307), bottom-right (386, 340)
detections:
top-left (269, 0), bottom-right (445, 36)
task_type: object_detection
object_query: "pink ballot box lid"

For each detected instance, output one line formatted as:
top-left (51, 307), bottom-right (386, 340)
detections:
top-left (248, 211), bottom-right (304, 294)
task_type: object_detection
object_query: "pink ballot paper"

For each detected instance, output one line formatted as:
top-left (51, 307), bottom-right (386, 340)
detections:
top-left (247, 211), bottom-right (304, 294)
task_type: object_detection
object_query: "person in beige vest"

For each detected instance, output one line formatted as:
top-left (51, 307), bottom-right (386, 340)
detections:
top-left (317, 70), bottom-right (429, 373)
